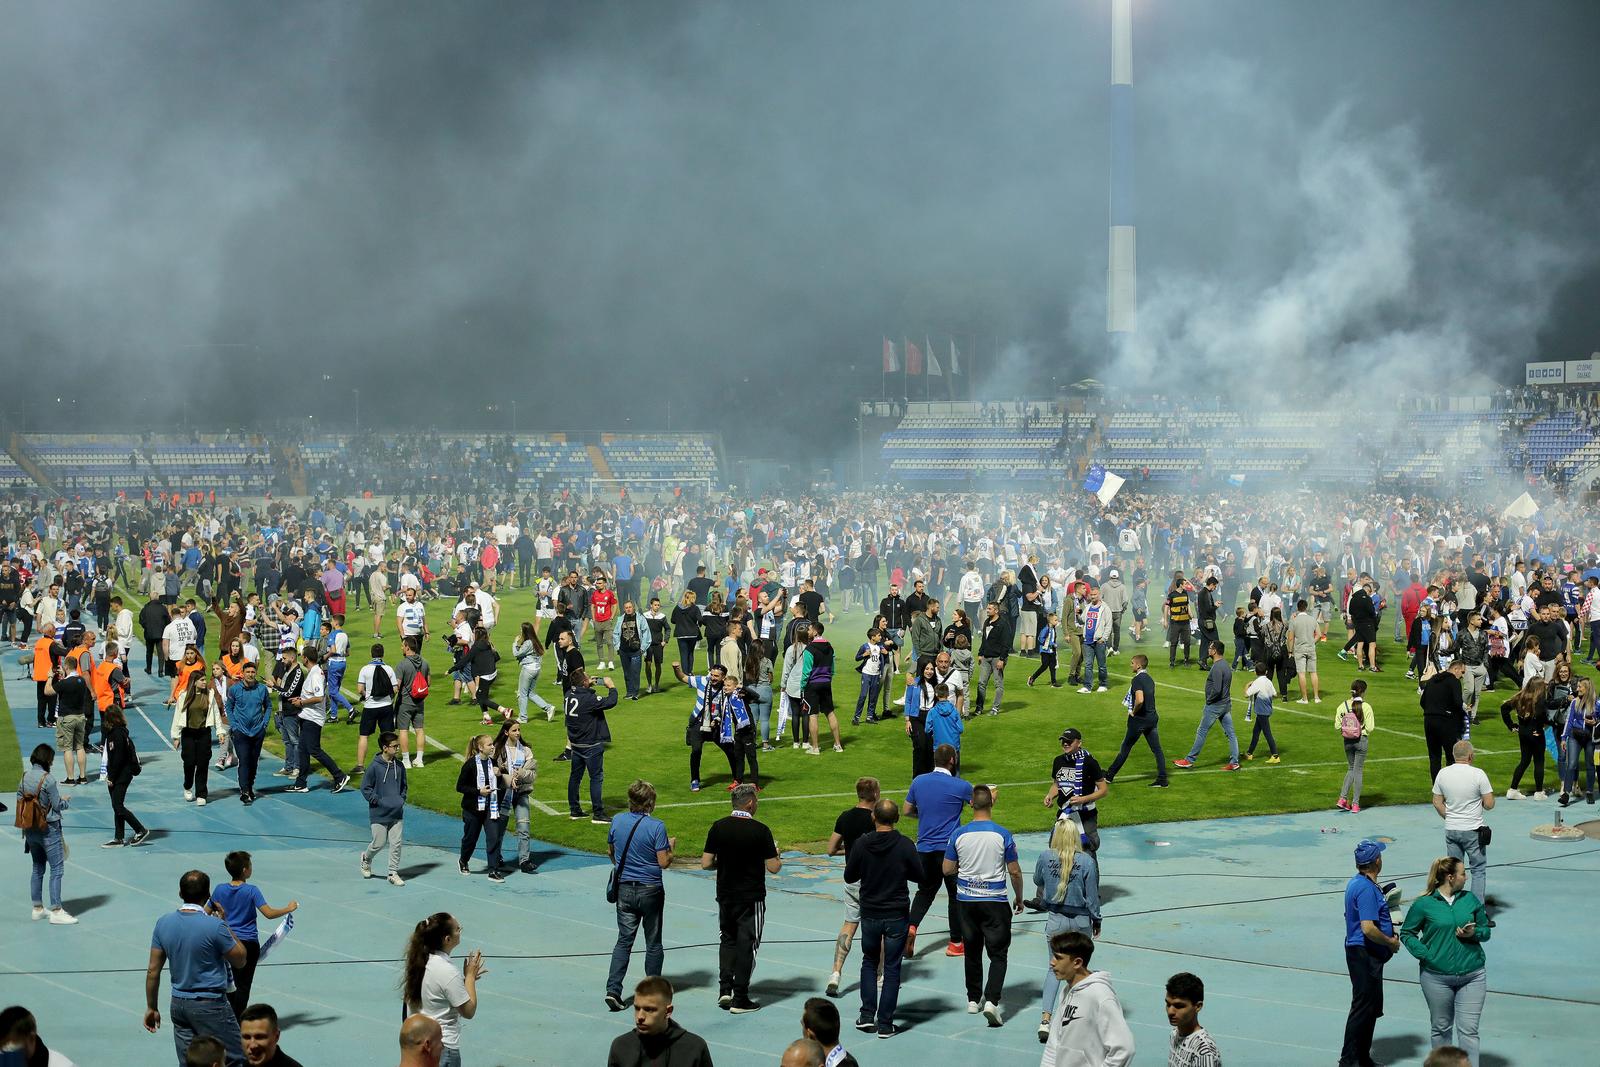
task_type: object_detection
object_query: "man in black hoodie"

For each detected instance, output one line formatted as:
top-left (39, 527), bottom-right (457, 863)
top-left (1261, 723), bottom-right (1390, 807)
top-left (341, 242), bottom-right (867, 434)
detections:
top-left (1420, 660), bottom-right (1468, 783)
top-left (843, 797), bottom-right (923, 1040)
top-left (606, 976), bottom-right (713, 1067)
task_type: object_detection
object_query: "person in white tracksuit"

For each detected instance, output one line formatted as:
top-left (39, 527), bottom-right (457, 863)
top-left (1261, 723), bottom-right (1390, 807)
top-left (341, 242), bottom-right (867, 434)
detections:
top-left (1039, 930), bottom-right (1134, 1067)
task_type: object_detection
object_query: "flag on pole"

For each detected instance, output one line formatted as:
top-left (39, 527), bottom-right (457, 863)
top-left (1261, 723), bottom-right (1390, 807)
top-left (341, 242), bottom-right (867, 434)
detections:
top-left (882, 338), bottom-right (900, 373)
top-left (926, 338), bottom-right (942, 376)
top-left (949, 339), bottom-right (961, 375)
top-left (906, 339), bottom-right (923, 375)
top-left (1083, 464), bottom-right (1126, 506)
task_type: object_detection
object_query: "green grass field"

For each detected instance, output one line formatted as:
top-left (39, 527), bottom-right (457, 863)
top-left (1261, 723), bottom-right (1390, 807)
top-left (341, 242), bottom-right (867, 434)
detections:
top-left (82, 574), bottom-right (1555, 858)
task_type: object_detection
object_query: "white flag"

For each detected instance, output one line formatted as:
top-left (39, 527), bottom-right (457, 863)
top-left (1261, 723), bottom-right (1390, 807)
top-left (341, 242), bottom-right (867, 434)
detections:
top-left (259, 912), bottom-right (297, 961)
top-left (949, 339), bottom-right (961, 374)
top-left (1095, 470), bottom-right (1126, 506)
top-left (926, 337), bottom-right (942, 376)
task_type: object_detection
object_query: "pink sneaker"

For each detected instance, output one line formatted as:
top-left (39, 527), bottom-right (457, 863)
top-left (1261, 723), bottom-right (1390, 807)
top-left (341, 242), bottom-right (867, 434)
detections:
top-left (1336, 798), bottom-right (1351, 811)
top-left (1350, 804), bottom-right (1362, 813)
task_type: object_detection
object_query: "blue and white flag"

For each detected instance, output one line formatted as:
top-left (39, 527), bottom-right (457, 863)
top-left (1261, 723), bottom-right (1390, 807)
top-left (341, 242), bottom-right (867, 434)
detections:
top-left (259, 912), bottom-right (296, 962)
top-left (1083, 464), bottom-right (1125, 506)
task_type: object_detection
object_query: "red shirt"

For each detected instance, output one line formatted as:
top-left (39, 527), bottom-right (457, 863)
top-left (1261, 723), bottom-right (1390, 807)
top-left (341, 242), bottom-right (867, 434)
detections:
top-left (591, 589), bottom-right (617, 623)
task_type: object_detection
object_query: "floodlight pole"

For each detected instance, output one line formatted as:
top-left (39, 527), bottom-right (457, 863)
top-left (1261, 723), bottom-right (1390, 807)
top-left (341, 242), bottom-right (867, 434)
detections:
top-left (1107, 0), bottom-right (1136, 337)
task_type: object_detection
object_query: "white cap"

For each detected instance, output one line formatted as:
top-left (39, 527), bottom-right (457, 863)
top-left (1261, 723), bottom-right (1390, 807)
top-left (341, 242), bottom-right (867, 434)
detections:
top-left (1108, 569), bottom-right (1120, 578)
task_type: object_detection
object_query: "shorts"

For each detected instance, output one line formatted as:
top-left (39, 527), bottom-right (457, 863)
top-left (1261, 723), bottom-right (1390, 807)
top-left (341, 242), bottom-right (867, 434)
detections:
top-left (1313, 602), bottom-right (1331, 622)
top-left (1018, 611), bottom-right (1038, 639)
top-left (55, 714), bottom-right (88, 750)
top-left (395, 704), bottom-right (424, 731)
top-left (804, 684), bottom-right (833, 714)
top-left (1354, 624), bottom-right (1378, 644)
top-left (497, 555), bottom-right (513, 573)
top-left (1293, 651), bottom-right (1317, 675)
top-left (843, 880), bottom-right (861, 924)
top-left (360, 705), bottom-right (397, 736)
top-left (1132, 604), bottom-right (1148, 620)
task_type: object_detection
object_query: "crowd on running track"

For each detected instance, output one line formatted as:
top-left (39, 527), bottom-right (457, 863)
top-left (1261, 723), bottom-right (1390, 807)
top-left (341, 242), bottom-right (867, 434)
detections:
top-left (8, 479), bottom-right (1594, 1066)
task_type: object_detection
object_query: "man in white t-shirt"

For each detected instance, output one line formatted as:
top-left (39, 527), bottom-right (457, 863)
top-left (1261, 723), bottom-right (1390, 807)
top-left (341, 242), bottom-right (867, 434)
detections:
top-left (396, 588), bottom-right (428, 643)
top-left (1431, 739), bottom-right (1495, 912)
top-left (355, 643), bottom-right (400, 771)
top-left (161, 604), bottom-right (197, 675)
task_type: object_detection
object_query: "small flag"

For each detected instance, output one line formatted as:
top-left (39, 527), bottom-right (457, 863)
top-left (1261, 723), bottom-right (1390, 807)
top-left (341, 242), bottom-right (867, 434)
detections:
top-left (882, 338), bottom-right (900, 373)
top-left (906, 340), bottom-right (923, 375)
top-left (259, 912), bottom-right (296, 962)
top-left (926, 338), bottom-right (942, 376)
top-left (1084, 464), bottom-right (1125, 505)
top-left (949, 339), bottom-right (961, 375)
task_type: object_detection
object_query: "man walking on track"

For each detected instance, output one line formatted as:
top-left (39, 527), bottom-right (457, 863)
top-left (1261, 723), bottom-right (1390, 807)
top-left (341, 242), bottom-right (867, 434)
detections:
top-left (903, 743), bottom-right (972, 958)
top-left (701, 783), bottom-right (781, 1014)
top-left (943, 784), bottom-right (1024, 1027)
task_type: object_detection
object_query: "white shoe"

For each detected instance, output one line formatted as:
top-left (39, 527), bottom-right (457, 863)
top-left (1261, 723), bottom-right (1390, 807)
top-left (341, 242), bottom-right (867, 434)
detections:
top-left (967, 1000), bottom-right (980, 1014)
top-left (827, 971), bottom-right (841, 997)
top-left (982, 1001), bottom-right (1003, 1027)
top-left (793, 742), bottom-right (802, 749)
top-left (31, 905), bottom-right (46, 921)
top-left (1096, 686), bottom-right (1108, 693)
top-left (195, 797), bottom-right (206, 807)
top-left (1078, 686), bottom-right (1091, 693)
top-left (184, 789), bottom-right (194, 802)
top-left (1505, 788), bottom-right (1524, 799)
top-left (893, 696), bottom-right (906, 706)
top-left (388, 873), bottom-right (405, 886)
top-left (807, 746), bottom-right (823, 756)
top-left (833, 744), bottom-right (844, 753)
top-left (49, 909), bottom-right (78, 925)
top-left (361, 857), bottom-right (373, 879)
top-left (1532, 791), bottom-right (1548, 800)
top-left (1314, 696), bottom-right (1322, 703)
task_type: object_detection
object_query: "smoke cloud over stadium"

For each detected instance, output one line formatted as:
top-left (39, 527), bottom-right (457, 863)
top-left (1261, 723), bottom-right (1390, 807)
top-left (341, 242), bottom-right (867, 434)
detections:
top-left (2, 1), bottom-right (1597, 446)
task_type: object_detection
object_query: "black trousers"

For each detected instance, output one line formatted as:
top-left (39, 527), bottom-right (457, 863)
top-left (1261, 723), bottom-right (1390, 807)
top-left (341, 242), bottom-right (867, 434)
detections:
top-left (677, 638), bottom-right (698, 676)
top-left (689, 729), bottom-right (708, 782)
top-left (1106, 717), bottom-right (1168, 784)
top-left (1340, 945), bottom-right (1386, 1067)
top-left (1028, 652), bottom-right (1059, 685)
top-left (1510, 733), bottom-right (1546, 792)
top-left (1424, 716), bottom-right (1462, 784)
top-left (720, 734), bottom-right (760, 787)
top-left (717, 899), bottom-right (764, 999)
top-left (36, 681), bottom-right (52, 727)
top-left (108, 778), bottom-right (146, 840)
top-left (144, 638), bottom-right (160, 673)
top-left (226, 938), bottom-right (261, 1019)
top-left (180, 727), bottom-right (212, 796)
top-left (909, 850), bottom-right (962, 943)
top-left (908, 718), bottom-right (934, 780)
top-left (1167, 623), bottom-right (1192, 664)
top-left (960, 900), bottom-right (1013, 1005)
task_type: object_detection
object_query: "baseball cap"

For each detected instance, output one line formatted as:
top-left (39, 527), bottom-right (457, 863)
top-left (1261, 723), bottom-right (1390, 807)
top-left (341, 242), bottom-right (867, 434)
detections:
top-left (1058, 728), bottom-right (1083, 744)
top-left (1108, 568), bottom-right (1119, 578)
top-left (1353, 838), bottom-right (1387, 866)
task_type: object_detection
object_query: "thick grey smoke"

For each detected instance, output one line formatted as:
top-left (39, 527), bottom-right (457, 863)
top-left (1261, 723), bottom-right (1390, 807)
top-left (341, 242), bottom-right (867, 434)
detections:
top-left (1091, 54), bottom-right (1598, 393)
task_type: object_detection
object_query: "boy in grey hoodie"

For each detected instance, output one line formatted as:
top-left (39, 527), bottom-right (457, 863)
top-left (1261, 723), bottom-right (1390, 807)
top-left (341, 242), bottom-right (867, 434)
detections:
top-left (359, 731), bottom-right (408, 885)
top-left (1040, 930), bottom-right (1133, 1066)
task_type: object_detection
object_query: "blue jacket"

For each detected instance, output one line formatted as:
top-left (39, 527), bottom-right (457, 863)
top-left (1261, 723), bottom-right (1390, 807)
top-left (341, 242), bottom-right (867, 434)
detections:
top-left (225, 679), bottom-right (273, 737)
top-left (1032, 849), bottom-right (1101, 921)
top-left (927, 699), bottom-right (964, 751)
top-left (1562, 699), bottom-right (1596, 743)
top-left (611, 612), bottom-right (653, 655)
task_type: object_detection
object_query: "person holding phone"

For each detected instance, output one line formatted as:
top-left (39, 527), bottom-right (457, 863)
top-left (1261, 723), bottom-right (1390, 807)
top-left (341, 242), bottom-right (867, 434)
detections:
top-left (402, 912), bottom-right (485, 1067)
top-left (1400, 856), bottom-right (1490, 1066)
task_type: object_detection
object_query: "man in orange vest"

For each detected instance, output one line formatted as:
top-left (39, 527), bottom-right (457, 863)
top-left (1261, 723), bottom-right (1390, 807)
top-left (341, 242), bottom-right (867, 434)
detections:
top-left (64, 630), bottom-right (100, 752)
top-left (92, 652), bottom-right (129, 716)
top-left (31, 622), bottom-right (65, 729)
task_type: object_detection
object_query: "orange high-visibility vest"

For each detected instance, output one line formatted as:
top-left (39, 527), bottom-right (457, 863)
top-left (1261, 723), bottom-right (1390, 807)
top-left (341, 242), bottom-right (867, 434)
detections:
top-left (91, 659), bottom-right (124, 711)
top-left (31, 636), bottom-right (56, 682)
top-left (65, 645), bottom-right (95, 677)
top-left (170, 658), bottom-right (207, 703)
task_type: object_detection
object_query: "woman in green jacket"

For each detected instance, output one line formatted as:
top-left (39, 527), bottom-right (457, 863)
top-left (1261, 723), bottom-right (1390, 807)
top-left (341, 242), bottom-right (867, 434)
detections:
top-left (1400, 855), bottom-right (1489, 1066)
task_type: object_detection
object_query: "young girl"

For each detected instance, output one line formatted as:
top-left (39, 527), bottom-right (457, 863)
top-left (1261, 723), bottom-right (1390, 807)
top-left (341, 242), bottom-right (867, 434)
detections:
top-left (456, 734), bottom-right (509, 880)
top-left (1519, 635), bottom-right (1544, 688)
top-left (1244, 663), bottom-right (1280, 763)
top-left (1028, 613), bottom-right (1061, 688)
top-left (171, 670), bottom-right (215, 803)
top-left (1335, 680), bottom-right (1374, 813)
top-left (101, 705), bottom-right (150, 847)
top-left (493, 722), bottom-right (538, 873)
top-left (1502, 677), bottom-right (1549, 800)
top-left (1408, 604), bottom-right (1437, 685)
top-left (470, 628), bottom-right (501, 725)
top-left (512, 622), bottom-right (554, 724)
top-left (1558, 677), bottom-right (1598, 806)
top-left (781, 623), bottom-right (811, 750)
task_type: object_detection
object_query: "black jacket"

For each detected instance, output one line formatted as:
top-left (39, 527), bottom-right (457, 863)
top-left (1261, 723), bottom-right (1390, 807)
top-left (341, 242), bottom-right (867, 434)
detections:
top-left (844, 828), bottom-right (923, 920)
top-left (978, 615), bottom-right (1014, 658)
top-left (140, 600), bottom-right (170, 639)
top-left (104, 724), bottom-right (138, 784)
top-left (1419, 672), bottom-right (1465, 721)
top-left (564, 683), bottom-right (617, 748)
top-left (606, 1021), bottom-right (713, 1067)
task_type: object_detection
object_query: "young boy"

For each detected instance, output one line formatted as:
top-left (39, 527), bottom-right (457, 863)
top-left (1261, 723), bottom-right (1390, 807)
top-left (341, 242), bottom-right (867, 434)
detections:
top-left (926, 684), bottom-right (964, 770)
top-left (210, 850), bottom-right (299, 1019)
top-left (1029, 613), bottom-right (1060, 687)
top-left (852, 628), bottom-right (887, 726)
top-left (359, 731), bottom-right (408, 886)
top-left (1164, 971), bottom-right (1221, 1067)
top-left (1040, 930), bottom-right (1134, 1066)
top-left (1230, 607), bottom-right (1253, 670)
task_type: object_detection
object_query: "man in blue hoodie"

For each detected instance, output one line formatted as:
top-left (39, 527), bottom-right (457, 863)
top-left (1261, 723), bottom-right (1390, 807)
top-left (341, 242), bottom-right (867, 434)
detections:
top-left (225, 662), bottom-right (273, 805)
top-left (359, 731), bottom-right (408, 885)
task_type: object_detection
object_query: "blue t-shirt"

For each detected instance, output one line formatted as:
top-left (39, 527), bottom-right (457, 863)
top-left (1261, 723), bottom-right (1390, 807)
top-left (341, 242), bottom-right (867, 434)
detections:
top-left (1343, 874), bottom-right (1393, 960)
top-left (210, 881), bottom-right (266, 942)
top-left (150, 910), bottom-right (238, 998)
top-left (607, 811), bottom-right (670, 886)
top-left (904, 769), bottom-right (973, 854)
top-left (944, 820), bottom-right (1018, 902)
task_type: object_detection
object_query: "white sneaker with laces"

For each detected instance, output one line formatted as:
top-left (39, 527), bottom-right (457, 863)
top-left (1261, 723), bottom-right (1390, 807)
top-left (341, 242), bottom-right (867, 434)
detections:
top-left (1505, 788), bottom-right (1524, 799)
top-left (967, 1000), bottom-right (980, 1014)
top-left (1532, 791), bottom-right (1548, 800)
top-left (49, 909), bottom-right (78, 925)
top-left (32, 905), bottom-right (46, 921)
top-left (196, 797), bottom-right (206, 807)
top-left (1078, 686), bottom-right (1091, 693)
top-left (982, 1001), bottom-right (1003, 1027)
top-left (388, 873), bottom-right (405, 886)
top-left (1096, 686), bottom-right (1108, 693)
top-left (184, 789), bottom-right (194, 802)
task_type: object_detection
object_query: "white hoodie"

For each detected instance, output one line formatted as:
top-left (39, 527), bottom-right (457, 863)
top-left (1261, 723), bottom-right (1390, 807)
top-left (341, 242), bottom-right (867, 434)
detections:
top-left (1040, 970), bottom-right (1135, 1067)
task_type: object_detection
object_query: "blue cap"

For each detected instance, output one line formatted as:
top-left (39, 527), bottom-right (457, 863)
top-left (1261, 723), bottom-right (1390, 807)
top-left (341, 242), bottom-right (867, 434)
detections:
top-left (1354, 838), bottom-right (1387, 866)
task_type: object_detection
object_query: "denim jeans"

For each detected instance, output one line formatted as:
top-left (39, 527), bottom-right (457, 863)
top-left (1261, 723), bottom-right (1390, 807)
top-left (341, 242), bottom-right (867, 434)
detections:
top-left (517, 665), bottom-right (555, 719)
top-left (1445, 827), bottom-right (1487, 904)
top-left (1040, 912), bottom-right (1094, 1013)
top-left (749, 683), bottom-right (772, 742)
top-left (278, 714), bottom-right (300, 773)
top-left (325, 658), bottom-right (353, 716)
top-left (854, 674), bottom-right (882, 722)
top-left (169, 995), bottom-right (244, 1067)
top-left (1184, 703), bottom-right (1239, 763)
top-left (1082, 641), bottom-right (1108, 687)
top-left (858, 915), bottom-right (908, 1033)
top-left (568, 745), bottom-right (604, 817)
top-left (231, 730), bottom-right (265, 797)
top-left (620, 652), bottom-right (642, 698)
top-left (1418, 967), bottom-right (1485, 1065)
top-left (25, 825), bottom-right (65, 908)
top-left (607, 882), bottom-right (665, 997)
top-left (1562, 736), bottom-right (1596, 794)
top-left (439, 1047), bottom-right (461, 1067)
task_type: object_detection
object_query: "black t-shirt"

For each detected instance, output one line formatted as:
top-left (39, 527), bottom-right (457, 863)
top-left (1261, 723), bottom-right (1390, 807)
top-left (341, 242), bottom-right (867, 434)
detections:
top-left (54, 674), bottom-right (94, 717)
top-left (1310, 575), bottom-right (1332, 602)
top-left (1128, 671), bottom-right (1157, 719)
top-left (798, 589), bottom-right (824, 621)
top-left (703, 813), bottom-right (778, 903)
top-left (1050, 750), bottom-right (1105, 811)
top-left (832, 806), bottom-right (875, 857)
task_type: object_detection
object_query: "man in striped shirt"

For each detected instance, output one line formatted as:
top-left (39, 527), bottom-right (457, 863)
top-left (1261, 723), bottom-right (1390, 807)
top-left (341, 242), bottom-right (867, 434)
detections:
top-left (942, 784), bottom-right (1023, 1028)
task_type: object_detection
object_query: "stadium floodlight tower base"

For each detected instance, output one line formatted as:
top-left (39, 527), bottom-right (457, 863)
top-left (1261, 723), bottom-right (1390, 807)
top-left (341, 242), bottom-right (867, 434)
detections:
top-left (1530, 808), bottom-right (1587, 841)
top-left (585, 476), bottom-right (712, 502)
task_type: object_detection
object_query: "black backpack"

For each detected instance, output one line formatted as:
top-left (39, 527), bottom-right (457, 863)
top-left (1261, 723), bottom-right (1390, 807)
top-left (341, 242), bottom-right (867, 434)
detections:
top-left (369, 662), bottom-right (396, 701)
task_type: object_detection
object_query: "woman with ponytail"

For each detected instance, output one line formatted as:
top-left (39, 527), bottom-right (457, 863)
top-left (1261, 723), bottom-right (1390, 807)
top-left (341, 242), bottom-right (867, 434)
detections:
top-left (401, 911), bottom-right (484, 1067)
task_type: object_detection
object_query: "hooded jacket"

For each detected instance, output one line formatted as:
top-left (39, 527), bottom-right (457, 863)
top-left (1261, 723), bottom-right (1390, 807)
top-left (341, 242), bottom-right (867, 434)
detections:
top-left (1040, 969), bottom-right (1135, 1067)
top-left (605, 1020), bottom-right (713, 1067)
top-left (1099, 576), bottom-right (1130, 614)
top-left (361, 754), bottom-right (408, 827)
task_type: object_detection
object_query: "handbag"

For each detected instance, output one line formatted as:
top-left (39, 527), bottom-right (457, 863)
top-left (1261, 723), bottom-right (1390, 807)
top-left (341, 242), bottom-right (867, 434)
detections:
top-left (1476, 825), bottom-right (1492, 849)
top-left (605, 816), bottom-right (645, 905)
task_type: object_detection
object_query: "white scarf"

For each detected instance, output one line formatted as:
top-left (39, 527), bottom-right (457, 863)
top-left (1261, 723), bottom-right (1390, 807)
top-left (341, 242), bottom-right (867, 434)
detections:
top-left (474, 756), bottom-right (500, 820)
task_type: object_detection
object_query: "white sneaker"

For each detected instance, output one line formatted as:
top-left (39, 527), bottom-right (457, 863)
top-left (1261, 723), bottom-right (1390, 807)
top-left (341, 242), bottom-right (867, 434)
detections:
top-left (361, 857), bottom-right (373, 879)
top-left (982, 1000), bottom-right (1003, 1027)
top-left (1532, 791), bottom-right (1548, 800)
top-left (195, 797), bottom-right (206, 807)
top-left (826, 971), bottom-right (841, 997)
top-left (49, 909), bottom-right (78, 925)
top-left (807, 746), bottom-right (823, 756)
top-left (1096, 686), bottom-right (1108, 693)
top-left (1078, 686), bottom-right (1091, 694)
top-left (833, 744), bottom-right (844, 753)
top-left (1314, 697), bottom-right (1322, 704)
top-left (967, 1000), bottom-right (980, 1014)
top-left (184, 789), bottom-right (194, 802)
top-left (792, 742), bottom-right (802, 749)
top-left (388, 873), bottom-right (405, 886)
top-left (1505, 788), bottom-right (1524, 799)
top-left (894, 695), bottom-right (906, 706)
top-left (31, 905), bottom-right (46, 921)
